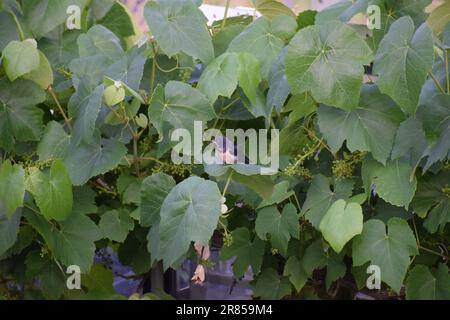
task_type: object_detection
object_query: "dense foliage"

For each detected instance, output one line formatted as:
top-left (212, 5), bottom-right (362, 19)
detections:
top-left (0, 0), bottom-right (449, 300)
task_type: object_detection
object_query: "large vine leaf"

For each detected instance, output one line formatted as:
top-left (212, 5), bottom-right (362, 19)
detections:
top-left (0, 161), bottom-right (25, 218)
top-left (197, 52), bottom-right (261, 105)
top-left (68, 82), bottom-right (104, 146)
top-left (97, 1), bottom-right (136, 38)
top-left (23, 51), bottom-right (54, 90)
top-left (391, 117), bottom-right (428, 165)
top-left (373, 16), bottom-right (434, 115)
top-left (286, 20), bottom-right (373, 109)
top-left (406, 264), bottom-right (450, 300)
top-left (255, 203), bottom-right (299, 256)
top-left (2, 39), bottom-right (40, 81)
top-left (417, 94), bottom-right (450, 170)
top-left (64, 133), bottom-right (127, 186)
top-left (144, 0), bottom-right (214, 63)
top-left (228, 16), bottom-right (287, 79)
top-left (25, 251), bottom-right (66, 299)
top-left (283, 256), bottom-right (308, 292)
top-left (0, 78), bottom-right (46, 151)
top-left (267, 47), bottom-right (290, 113)
top-left (319, 199), bottom-right (363, 254)
top-left (412, 172), bottom-right (450, 233)
top-left (140, 173), bottom-right (176, 227)
top-left (315, 0), bottom-right (376, 25)
top-left (25, 208), bottom-right (102, 273)
top-left (0, 207), bottom-right (21, 257)
top-left (148, 81), bottom-right (215, 140)
top-left (22, 0), bottom-right (87, 38)
top-left (318, 85), bottom-right (404, 165)
top-left (99, 209), bottom-right (134, 243)
top-left (362, 157), bottom-right (417, 209)
top-left (37, 121), bottom-right (71, 161)
top-left (220, 227), bottom-right (265, 279)
top-left (26, 159), bottom-right (73, 222)
top-left (302, 174), bottom-right (353, 228)
top-left (252, 0), bottom-right (295, 19)
top-left (352, 218), bottom-right (418, 293)
top-left (252, 268), bottom-right (292, 300)
top-left (158, 177), bottom-right (222, 269)
top-left (0, 11), bottom-right (20, 50)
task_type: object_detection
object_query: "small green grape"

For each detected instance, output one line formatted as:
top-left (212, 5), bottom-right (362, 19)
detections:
top-left (442, 185), bottom-right (450, 197)
top-left (223, 232), bottom-right (233, 247)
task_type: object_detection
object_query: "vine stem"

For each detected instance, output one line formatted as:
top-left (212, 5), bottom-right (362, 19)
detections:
top-left (412, 215), bottom-right (420, 247)
top-left (429, 71), bottom-right (446, 95)
top-left (133, 135), bottom-right (140, 177)
top-left (150, 42), bottom-right (157, 96)
top-left (222, 170), bottom-right (234, 197)
top-left (10, 11), bottom-right (25, 41)
top-left (48, 86), bottom-right (72, 132)
top-left (445, 49), bottom-right (449, 94)
top-left (221, 0), bottom-right (231, 30)
top-left (418, 245), bottom-right (447, 259)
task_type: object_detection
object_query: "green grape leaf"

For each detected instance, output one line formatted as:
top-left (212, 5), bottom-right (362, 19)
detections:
top-left (302, 174), bottom-right (353, 228)
top-left (286, 21), bottom-right (373, 109)
top-left (144, 0), bottom-right (214, 63)
top-left (0, 207), bottom-right (21, 257)
top-left (326, 252), bottom-right (346, 290)
top-left (0, 78), bottom-right (46, 151)
top-left (22, 0), bottom-right (87, 38)
top-left (26, 159), bottom-right (73, 222)
top-left (64, 134), bottom-right (127, 186)
top-left (25, 251), bottom-right (66, 299)
top-left (253, 0), bottom-right (295, 19)
top-left (23, 51), bottom-right (54, 90)
top-left (302, 239), bottom-right (328, 274)
top-left (319, 199), bottom-right (363, 254)
top-left (406, 264), bottom-right (450, 300)
top-left (82, 264), bottom-right (124, 299)
top-left (140, 173), bottom-right (176, 227)
top-left (99, 209), bottom-right (134, 243)
top-left (2, 39), bottom-right (40, 81)
top-left (37, 121), bottom-right (71, 161)
top-left (283, 256), bottom-right (308, 292)
top-left (0, 11), bottom-right (20, 50)
top-left (252, 268), bottom-right (292, 300)
top-left (0, 161), bottom-right (25, 218)
top-left (98, 1), bottom-right (136, 38)
top-left (352, 218), bottom-right (418, 293)
top-left (198, 52), bottom-right (261, 105)
top-left (363, 158), bottom-right (417, 209)
top-left (391, 117), bottom-right (427, 164)
top-left (148, 81), bottom-right (215, 140)
top-left (158, 177), bottom-right (222, 270)
top-left (77, 24), bottom-right (124, 62)
top-left (267, 47), bottom-right (290, 113)
top-left (228, 16), bottom-right (285, 79)
top-left (412, 172), bottom-right (449, 217)
top-left (373, 17), bottom-right (434, 115)
top-left (318, 85), bottom-right (403, 165)
top-left (255, 203), bottom-right (299, 256)
top-left (25, 208), bottom-right (102, 273)
top-left (417, 94), bottom-right (450, 170)
top-left (220, 227), bottom-right (265, 279)
top-left (257, 180), bottom-right (294, 209)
